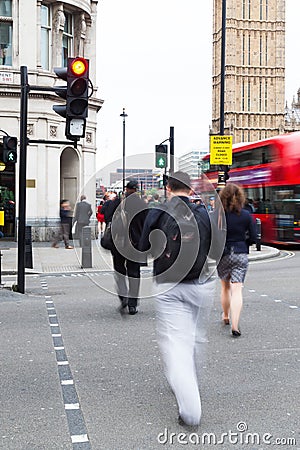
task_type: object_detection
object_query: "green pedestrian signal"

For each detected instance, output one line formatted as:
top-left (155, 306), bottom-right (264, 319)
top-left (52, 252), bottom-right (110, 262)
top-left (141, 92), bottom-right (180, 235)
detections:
top-left (155, 144), bottom-right (168, 169)
top-left (3, 136), bottom-right (18, 163)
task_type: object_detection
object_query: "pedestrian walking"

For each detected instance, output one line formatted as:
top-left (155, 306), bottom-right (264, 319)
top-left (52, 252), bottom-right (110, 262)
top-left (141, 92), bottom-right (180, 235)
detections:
top-left (96, 200), bottom-right (105, 237)
top-left (52, 199), bottom-right (74, 249)
top-left (216, 183), bottom-right (257, 337)
top-left (110, 180), bottom-right (148, 315)
top-left (101, 192), bottom-right (120, 225)
top-left (139, 171), bottom-right (214, 427)
top-left (74, 195), bottom-right (93, 246)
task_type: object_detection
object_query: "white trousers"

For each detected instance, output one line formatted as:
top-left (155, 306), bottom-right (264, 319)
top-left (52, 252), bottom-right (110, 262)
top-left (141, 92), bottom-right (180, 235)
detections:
top-left (156, 279), bottom-right (215, 426)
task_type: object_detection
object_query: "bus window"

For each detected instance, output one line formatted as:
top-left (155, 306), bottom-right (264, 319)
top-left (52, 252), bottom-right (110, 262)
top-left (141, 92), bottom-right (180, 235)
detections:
top-left (232, 144), bottom-right (275, 168)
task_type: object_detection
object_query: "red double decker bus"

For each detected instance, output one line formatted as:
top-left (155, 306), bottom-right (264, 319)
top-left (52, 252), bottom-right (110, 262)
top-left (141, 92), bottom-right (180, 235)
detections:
top-left (196, 132), bottom-right (300, 245)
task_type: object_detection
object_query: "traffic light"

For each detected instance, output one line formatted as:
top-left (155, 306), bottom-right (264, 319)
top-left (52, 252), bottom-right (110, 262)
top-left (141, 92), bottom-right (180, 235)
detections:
top-left (53, 57), bottom-right (89, 140)
top-left (3, 136), bottom-right (17, 163)
top-left (155, 144), bottom-right (168, 169)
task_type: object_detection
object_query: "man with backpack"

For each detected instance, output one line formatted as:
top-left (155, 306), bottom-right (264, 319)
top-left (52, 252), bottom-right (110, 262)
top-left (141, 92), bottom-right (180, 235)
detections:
top-left (139, 171), bottom-right (215, 427)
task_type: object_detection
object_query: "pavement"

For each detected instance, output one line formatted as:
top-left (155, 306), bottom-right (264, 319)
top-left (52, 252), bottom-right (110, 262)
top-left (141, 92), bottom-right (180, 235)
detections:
top-left (0, 239), bottom-right (280, 280)
top-left (0, 241), bottom-right (299, 450)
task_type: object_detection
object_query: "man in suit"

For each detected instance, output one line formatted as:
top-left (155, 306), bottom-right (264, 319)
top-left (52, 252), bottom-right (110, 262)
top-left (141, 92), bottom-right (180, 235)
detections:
top-left (74, 195), bottom-right (93, 246)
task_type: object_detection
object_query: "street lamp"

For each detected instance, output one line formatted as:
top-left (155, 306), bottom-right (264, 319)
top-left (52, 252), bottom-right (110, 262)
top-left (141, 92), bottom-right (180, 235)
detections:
top-left (120, 107), bottom-right (128, 192)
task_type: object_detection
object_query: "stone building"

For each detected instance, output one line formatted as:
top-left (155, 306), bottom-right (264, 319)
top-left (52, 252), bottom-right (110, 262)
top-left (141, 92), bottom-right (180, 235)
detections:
top-left (212, 0), bottom-right (286, 143)
top-left (284, 89), bottom-right (300, 132)
top-left (0, 0), bottom-right (102, 240)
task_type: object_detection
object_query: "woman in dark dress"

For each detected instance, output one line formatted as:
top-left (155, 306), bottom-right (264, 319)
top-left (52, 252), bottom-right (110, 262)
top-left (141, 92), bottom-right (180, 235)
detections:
top-left (217, 183), bottom-right (257, 337)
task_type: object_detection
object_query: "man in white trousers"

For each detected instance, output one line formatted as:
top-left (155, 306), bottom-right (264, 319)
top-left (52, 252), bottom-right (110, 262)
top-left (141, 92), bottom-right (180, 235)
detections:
top-left (139, 171), bottom-right (219, 426)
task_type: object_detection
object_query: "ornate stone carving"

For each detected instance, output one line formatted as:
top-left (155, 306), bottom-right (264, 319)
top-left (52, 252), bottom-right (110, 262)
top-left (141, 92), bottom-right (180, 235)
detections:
top-left (50, 126), bottom-right (57, 138)
top-left (86, 132), bottom-right (92, 143)
top-left (27, 124), bottom-right (34, 136)
top-left (53, 5), bottom-right (65, 33)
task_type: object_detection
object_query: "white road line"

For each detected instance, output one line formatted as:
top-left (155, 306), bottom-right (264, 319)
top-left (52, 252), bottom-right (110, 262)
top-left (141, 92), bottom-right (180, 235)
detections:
top-left (61, 379), bottom-right (74, 385)
top-left (65, 403), bottom-right (80, 410)
top-left (71, 434), bottom-right (89, 443)
top-left (57, 361), bottom-right (69, 366)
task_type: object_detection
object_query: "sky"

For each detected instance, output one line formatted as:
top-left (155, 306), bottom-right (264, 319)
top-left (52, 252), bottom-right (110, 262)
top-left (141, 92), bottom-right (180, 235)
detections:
top-left (96, 0), bottom-right (300, 170)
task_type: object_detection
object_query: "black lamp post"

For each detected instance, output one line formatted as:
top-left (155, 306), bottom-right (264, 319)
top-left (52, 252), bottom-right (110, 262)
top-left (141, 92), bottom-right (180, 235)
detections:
top-left (120, 107), bottom-right (128, 192)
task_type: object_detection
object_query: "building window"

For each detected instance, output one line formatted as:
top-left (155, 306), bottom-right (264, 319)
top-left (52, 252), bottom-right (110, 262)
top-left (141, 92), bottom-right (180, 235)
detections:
top-left (62, 12), bottom-right (73, 66)
top-left (41, 4), bottom-right (51, 70)
top-left (242, 0), bottom-right (246, 19)
top-left (265, 35), bottom-right (268, 65)
top-left (259, 80), bottom-right (262, 112)
top-left (242, 79), bottom-right (245, 111)
top-left (259, 36), bottom-right (262, 65)
top-left (265, 79), bottom-right (268, 110)
top-left (248, 35), bottom-right (251, 65)
top-left (248, 0), bottom-right (251, 19)
top-left (248, 81), bottom-right (251, 111)
top-left (265, 0), bottom-right (268, 20)
top-left (242, 33), bottom-right (245, 65)
top-left (0, 0), bottom-right (13, 66)
top-left (260, 0), bottom-right (263, 20)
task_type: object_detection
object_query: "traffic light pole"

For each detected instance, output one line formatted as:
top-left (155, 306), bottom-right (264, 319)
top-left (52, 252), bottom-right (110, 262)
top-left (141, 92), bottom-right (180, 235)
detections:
top-left (16, 67), bottom-right (79, 293)
top-left (169, 126), bottom-right (174, 174)
top-left (17, 66), bottom-right (29, 294)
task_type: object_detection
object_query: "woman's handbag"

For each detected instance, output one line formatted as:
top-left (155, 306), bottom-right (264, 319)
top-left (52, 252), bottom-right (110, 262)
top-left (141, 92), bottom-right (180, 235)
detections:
top-left (100, 222), bottom-right (113, 250)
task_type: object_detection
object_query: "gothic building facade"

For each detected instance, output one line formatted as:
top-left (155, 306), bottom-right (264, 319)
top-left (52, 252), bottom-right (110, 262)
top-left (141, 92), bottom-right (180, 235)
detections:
top-left (0, 0), bottom-right (102, 240)
top-left (212, 0), bottom-right (286, 143)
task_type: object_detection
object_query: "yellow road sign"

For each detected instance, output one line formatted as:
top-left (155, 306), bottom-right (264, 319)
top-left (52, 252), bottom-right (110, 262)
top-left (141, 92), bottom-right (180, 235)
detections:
top-left (210, 135), bottom-right (232, 165)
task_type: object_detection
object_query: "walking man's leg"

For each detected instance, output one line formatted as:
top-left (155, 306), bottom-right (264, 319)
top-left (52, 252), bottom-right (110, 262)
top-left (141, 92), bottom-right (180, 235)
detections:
top-left (156, 284), bottom-right (202, 426)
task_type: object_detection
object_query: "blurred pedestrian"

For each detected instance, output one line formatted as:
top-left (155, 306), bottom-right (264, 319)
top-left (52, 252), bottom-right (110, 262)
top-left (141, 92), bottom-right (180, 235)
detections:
top-left (74, 195), bottom-right (93, 246)
top-left (96, 199), bottom-right (106, 237)
top-left (111, 180), bottom-right (148, 315)
top-left (217, 183), bottom-right (256, 337)
top-left (148, 193), bottom-right (161, 208)
top-left (52, 199), bottom-right (73, 249)
top-left (139, 171), bottom-right (214, 427)
top-left (101, 192), bottom-right (120, 225)
top-left (207, 196), bottom-right (215, 211)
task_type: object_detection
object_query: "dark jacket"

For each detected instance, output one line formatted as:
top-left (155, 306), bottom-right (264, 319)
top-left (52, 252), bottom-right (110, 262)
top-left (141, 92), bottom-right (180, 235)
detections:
top-left (102, 197), bottom-right (120, 224)
top-left (109, 193), bottom-right (148, 262)
top-left (74, 200), bottom-right (93, 225)
top-left (139, 196), bottom-right (211, 283)
top-left (223, 209), bottom-right (257, 255)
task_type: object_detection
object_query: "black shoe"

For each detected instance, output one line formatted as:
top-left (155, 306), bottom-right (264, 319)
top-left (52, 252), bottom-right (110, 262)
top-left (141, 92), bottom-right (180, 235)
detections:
top-left (232, 329), bottom-right (241, 337)
top-left (128, 306), bottom-right (138, 315)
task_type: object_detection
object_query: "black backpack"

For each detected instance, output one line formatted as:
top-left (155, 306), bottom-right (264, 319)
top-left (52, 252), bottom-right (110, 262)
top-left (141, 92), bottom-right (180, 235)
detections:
top-left (154, 197), bottom-right (211, 283)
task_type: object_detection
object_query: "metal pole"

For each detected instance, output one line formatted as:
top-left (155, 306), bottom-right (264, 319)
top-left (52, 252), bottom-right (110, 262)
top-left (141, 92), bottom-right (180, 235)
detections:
top-left (218, 0), bottom-right (227, 187)
top-left (169, 126), bottom-right (174, 174)
top-left (220, 0), bottom-right (226, 135)
top-left (120, 108), bottom-right (128, 192)
top-left (17, 66), bottom-right (29, 293)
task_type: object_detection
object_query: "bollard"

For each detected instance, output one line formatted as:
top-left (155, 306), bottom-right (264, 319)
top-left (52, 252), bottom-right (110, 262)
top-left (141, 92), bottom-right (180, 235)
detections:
top-left (25, 225), bottom-right (33, 268)
top-left (81, 226), bottom-right (92, 268)
top-left (256, 218), bottom-right (261, 251)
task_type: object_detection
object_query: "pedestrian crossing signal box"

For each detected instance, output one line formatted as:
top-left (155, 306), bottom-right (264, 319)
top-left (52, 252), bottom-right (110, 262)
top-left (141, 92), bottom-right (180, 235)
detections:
top-left (3, 136), bottom-right (17, 163)
top-left (155, 144), bottom-right (168, 168)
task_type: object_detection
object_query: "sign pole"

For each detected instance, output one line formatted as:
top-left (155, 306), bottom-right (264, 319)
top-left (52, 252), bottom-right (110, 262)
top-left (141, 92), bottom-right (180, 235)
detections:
top-left (218, 0), bottom-right (227, 187)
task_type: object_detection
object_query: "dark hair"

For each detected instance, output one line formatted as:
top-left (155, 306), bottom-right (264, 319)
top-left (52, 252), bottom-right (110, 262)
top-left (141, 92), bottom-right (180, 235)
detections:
top-left (167, 171), bottom-right (191, 192)
top-left (219, 183), bottom-right (245, 213)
